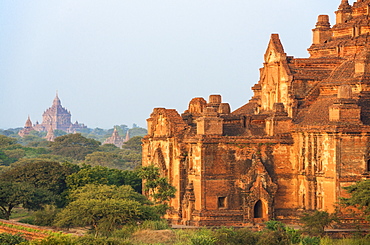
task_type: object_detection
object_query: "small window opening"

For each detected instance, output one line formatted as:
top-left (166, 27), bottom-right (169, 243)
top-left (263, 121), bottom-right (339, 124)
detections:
top-left (254, 200), bottom-right (264, 218)
top-left (317, 195), bottom-right (323, 210)
top-left (317, 160), bottom-right (323, 172)
top-left (218, 197), bottom-right (226, 208)
top-left (367, 159), bottom-right (370, 172)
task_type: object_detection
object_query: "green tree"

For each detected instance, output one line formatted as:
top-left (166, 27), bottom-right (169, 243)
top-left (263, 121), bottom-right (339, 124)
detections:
top-left (23, 147), bottom-right (51, 158)
top-left (91, 128), bottom-right (107, 136)
top-left (54, 184), bottom-right (158, 236)
top-left (84, 151), bottom-right (128, 170)
top-left (2, 148), bottom-right (25, 163)
top-left (28, 130), bottom-right (47, 138)
top-left (2, 159), bottom-right (75, 195)
top-left (343, 179), bottom-right (370, 221)
top-left (66, 165), bottom-right (141, 193)
top-left (0, 135), bottom-right (25, 166)
top-left (128, 127), bottom-right (147, 138)
top-left (1, 159), bottom-right (78, 207)
top-left (53, 130), bottom-right (67, 137)
top-left (0, 129), bottom-right (20, 137)
top-left (98, 143), bottom-right (119, 152)
top-left (18, 134), bottom-right (48, 147)
top-left (0, 181), bottom-right (53, 220)
top-left (49, 133), bottom-right (101, 160)
top-left (0, 135), bottom-right (18, 147)
top-left (139, 165), bottom-right (176, 203)
top-left (122, 136), bottom-right (143, 151)
top-left (300, 210), bottom-right (335, 237)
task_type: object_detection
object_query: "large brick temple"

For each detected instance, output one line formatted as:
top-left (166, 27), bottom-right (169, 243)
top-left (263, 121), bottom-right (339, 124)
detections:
top-left (19, 93), bottom-right (86, 139)
top-left (142, 0), bottom-right (370, 226)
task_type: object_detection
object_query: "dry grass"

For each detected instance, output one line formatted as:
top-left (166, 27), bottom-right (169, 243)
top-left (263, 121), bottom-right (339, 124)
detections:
top-left (130, 229), bottom-right (176, 244)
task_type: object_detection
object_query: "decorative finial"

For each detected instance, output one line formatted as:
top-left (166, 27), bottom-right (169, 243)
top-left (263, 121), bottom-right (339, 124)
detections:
top-left (53, 91), bottom-right (61, 106)
top-left (339, 0), bottom-right (351, 10)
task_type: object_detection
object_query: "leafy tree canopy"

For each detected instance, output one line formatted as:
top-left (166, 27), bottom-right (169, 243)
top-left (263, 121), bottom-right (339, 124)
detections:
top-left (0, 135), bottom-right (18, 148)
top-left (98, 143), bottom-right (119, 152)
top-left (1, 159), bottom-right (77, 196)
top-left (139, 165), bottom-right (176, 209)
top-left (343, 179), bottom-right (370, 221)
top-left (22, 147), bottom-right (51, 158)
top-left (0, 181), bottom-right (53, 220)
top-left (54, 184), bottom-right (158, 236)
top-left (84, 151), bottom-right (127, 170)
top-left (122, 136), bottom-right (142, 151)
top-left (0, 135), bottom-right (25, 166)
top-left (66, 165), bottom-right (141, 193)
top-left (49, 133), bottom-right (101, 160)
top-left (53, 129), bottom-right (67, 137)
top-left (17, 134), bottom-right (48, 147)
top-left (128, 127), bottom-right (147, 138)
top-left (300, 210), bottom-right (336, 237)
top-left (0, 128), bottom-right (20, 137)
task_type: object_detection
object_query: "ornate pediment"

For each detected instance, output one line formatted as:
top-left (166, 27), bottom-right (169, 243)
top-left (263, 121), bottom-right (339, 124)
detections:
top-left (147, 108), bottom-right (187, 137)
top-left (240, 155), bottom-right (278, 221)
top-left (242, 155), bottom-right (277, 199)
top-left (264, 34), bottom-right (286, 64)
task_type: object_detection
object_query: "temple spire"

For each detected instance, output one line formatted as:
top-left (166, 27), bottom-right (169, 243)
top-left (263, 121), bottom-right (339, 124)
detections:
top-left (25, 115), bottom-right (33, 128)
top-left (124, 130), bottom-right (130, 142)
top-left (53, 92), bottom-right (61, 106)
top-left (339, 0), bottom-right (351, 9)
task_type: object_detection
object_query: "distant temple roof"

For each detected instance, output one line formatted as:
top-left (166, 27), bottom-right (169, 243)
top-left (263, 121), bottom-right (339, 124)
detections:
top-left (103, 128), bottom-right (128, 148)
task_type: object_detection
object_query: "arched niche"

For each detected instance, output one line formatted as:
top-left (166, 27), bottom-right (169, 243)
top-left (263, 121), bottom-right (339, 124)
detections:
top-left (153, 148), bottom-right (167, 175)
top-left (253, 200), bottom-right (266, 219)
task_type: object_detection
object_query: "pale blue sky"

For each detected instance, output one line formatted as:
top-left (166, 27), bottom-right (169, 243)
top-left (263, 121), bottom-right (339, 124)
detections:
top-left (0, 1), bottom-right (347, 129)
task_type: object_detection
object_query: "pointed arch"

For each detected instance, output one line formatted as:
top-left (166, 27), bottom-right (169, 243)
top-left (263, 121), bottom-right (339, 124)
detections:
top-left (253, 200), bottom-right (265, 218)
top-left (153, 148), bottom-right (167, 175)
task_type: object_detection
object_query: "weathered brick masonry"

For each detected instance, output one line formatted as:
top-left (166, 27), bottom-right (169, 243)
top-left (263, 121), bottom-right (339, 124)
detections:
top-left (142, 0), bottom-right (370, 227)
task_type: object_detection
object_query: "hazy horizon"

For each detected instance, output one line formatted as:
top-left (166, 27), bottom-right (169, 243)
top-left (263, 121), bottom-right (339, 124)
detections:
top-left (1, 1), bottom-right (345, 130)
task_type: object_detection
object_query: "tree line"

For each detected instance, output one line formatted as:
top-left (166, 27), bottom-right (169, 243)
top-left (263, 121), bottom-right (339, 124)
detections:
top-left (0, 132), bottom-right (143, 173)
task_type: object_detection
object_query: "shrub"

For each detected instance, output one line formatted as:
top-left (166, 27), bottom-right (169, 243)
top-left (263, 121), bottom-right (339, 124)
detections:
top-left (213, 227), bottom-right (260, 245)
top-left (29, 235), bottom-right (77, 245)
top-left (264, 220), bottom-right (301, 244)
top-left (0, 233), bottom-right (28, 245)
top-left (300, 211), bottom-right (335, 237)
top-left (191, 234), bottom-right (217, 245)
top-left (285, 226), bottom-right (301, 244)
top-left (18, 216), bottom-right (36, 225)
top-left (173, 229), bottom-right (196, 245)
top-left (256, 230), bottom-right (290, 245)
top-left (140, 219), bottom-right (170, 230)
top-left (300, 236), bottom-right (320, 245)
top-left (76, 235), bottom-right (132, 245)
top-left (190, 229), bottom-right (217, 245)
top-left (30, 234), bottom-right (132, 245)
top-left (111, 224), bottom-right (138, 239)
top-left (265, 220), bottom-right (286, 231)
top-left (33, 205), bottom-right (59, 226)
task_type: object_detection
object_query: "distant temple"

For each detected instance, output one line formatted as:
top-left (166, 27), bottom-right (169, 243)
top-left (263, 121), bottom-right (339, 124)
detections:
top-left (103, 128), bottom-right (130, 148)
top-left (19, 93), bottom-right (86, 139)
top-left (18, 116), bottom-right (35, 137)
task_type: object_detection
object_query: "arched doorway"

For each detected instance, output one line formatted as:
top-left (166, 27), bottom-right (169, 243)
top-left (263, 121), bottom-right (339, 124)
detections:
top-left (254, 200), bottom-right (264, 218)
